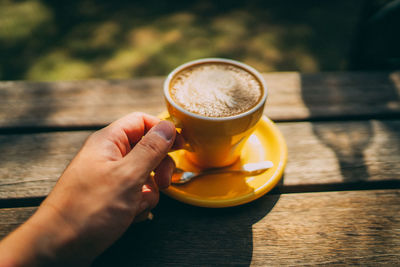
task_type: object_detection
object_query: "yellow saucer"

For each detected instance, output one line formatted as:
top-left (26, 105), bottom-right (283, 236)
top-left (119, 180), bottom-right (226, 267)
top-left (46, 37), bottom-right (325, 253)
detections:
top-left (162, 115), bottom-right (287, 208)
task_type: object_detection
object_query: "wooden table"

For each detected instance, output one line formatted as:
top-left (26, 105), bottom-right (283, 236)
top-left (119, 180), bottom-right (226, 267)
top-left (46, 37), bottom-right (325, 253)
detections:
top-left (1, 72), bottom-right (400, 266)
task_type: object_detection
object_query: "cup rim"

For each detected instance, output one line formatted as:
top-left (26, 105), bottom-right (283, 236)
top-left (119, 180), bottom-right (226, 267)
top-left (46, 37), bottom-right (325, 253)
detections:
top-left (163, 58), bottom-right (268, 121)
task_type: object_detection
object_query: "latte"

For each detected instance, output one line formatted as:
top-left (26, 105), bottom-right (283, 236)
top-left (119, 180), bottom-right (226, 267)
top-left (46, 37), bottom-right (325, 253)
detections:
top-left (169, 62), bottom-right (262, 117)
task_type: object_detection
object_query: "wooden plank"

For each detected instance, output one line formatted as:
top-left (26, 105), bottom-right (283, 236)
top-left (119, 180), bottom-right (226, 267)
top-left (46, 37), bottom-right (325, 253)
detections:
top-left (1, 72), bottom-right (399, 128)
top-left (0, 120), bottom-right (399, 199)
top-left (283, 119), bottom-right (400, 186)
top-left (0, 190), bottom-right (399, 265)
top-left (0, 131), bottom-right (91, 199)
top-left (0, 207), bottom-right (36, 238)
top-left (268, 71), bottom-right (400, 121)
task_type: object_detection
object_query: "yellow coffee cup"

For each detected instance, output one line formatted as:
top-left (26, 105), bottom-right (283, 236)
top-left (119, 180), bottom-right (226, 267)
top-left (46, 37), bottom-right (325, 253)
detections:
top-left (163, 58), bottom-right (267, 168)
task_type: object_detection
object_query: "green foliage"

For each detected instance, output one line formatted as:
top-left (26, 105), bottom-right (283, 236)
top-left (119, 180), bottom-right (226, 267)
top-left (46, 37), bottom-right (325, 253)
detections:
top-left (0, 0), bottom-right (364, 81)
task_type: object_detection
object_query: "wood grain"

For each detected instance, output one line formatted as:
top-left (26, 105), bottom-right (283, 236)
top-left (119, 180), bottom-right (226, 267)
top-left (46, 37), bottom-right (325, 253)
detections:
top-left (282, 119), bottom-right (400, 186)
top-left (0, 120), bottom-right (399, 199)
top-left (0, 207), bottom-right (36, 238)
top-left (1, 72), bottom-right (399, 128)
top-left (0, 131), bottom-right (91, 199)
top-left (1, 73), bottom-right (399, 265)
top-left (0, 190), bottom-right (399, 265)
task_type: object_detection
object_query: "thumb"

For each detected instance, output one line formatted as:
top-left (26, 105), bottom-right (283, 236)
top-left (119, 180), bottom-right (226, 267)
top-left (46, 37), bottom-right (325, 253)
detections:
top-left (123, 120), bottom-right (176, 182)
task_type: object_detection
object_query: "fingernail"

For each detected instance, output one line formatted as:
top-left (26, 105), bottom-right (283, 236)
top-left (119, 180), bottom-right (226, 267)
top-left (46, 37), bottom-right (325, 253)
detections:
top-left (152, 121), bottom-right (174, 141)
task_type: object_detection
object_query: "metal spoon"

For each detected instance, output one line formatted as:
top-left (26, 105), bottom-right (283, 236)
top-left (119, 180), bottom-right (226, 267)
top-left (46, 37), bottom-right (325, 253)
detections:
top-left (171, 161), bottom-right (274, 184)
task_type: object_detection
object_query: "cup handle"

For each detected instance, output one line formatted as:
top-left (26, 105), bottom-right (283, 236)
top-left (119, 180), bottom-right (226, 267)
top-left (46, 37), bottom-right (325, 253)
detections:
top-left (164, 116), bottom-right (194, 152)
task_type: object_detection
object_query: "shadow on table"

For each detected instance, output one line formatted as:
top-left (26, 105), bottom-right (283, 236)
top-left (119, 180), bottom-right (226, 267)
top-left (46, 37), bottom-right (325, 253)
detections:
top-left (300, 72), bottom-right (400, 182)
top-left (0, 83), bottom-right (60, 190)
top-left (93, 181), bottom-right (282, 266)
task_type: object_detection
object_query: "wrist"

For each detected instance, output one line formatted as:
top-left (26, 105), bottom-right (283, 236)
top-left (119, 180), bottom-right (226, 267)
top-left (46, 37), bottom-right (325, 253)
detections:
top-left (0, 205), bottom-right (93, 267)
top-left (28, 204), bottom-right (94, 266)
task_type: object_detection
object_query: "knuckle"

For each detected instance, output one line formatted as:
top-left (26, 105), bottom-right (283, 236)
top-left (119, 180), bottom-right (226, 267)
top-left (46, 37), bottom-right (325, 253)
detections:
top-left (131, 111), bottom-right (145, 119)
top-left (158, 156), bottom-right (175, 173)
top-left (113, 162), bottom-right (147, 189)
top-left (149, 196), bottom-right (159, 209)
top-left (166, 155), bottom-right (175, 168)
top-left (84, 131), bottom-right (101, 146)
top-left (138, 138), bottom-right (163, 156)
top-left (133, 111), bottom-right (144, 116)
top-left (88, 130), bottom-right (100, 140)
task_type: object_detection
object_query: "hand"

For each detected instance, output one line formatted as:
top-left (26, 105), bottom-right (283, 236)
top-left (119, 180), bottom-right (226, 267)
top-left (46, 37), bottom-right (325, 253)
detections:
top-left (0, 112), bottom-right (182, 266)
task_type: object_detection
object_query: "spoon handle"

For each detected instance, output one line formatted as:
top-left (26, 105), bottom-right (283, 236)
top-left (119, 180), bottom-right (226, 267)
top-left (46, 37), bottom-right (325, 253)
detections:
top-left (197, 169), bottom-right (251, 177)
top-left (172, 166), bottom-right (272, 184)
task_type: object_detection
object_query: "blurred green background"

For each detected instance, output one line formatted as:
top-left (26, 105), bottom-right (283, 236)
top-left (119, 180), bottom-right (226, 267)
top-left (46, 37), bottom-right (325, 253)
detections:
top-left (0, 0), bottom-right (397, 81)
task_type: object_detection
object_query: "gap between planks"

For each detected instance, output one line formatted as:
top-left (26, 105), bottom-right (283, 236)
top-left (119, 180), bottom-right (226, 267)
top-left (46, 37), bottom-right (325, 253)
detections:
top-left (0, 189), bottom-right (399, 265)
top-left (0, 114), bottom-right (400, 135)
top-left (0, 120), bottom-right (399, 201)
top-left (1, 180), bottom-right (400, 209)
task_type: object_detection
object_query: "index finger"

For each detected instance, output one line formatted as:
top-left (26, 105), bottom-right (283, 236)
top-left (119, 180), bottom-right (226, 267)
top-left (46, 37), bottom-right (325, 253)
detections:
top-left (101, 112), bottom-right (184, 156)
top-left (105, 112), bottom-right (161, 146)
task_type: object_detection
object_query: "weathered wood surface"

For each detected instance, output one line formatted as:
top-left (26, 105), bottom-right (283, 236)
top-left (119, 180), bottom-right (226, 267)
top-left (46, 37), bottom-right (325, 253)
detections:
top-left (0, 190), bottom-right (399, 265)
top-left (0, 131), bottom-right (89, 199)
top-left (1, 72), bottom-right (399, 266)
top-left (0, 207), bottom-right (36, 239)
top-left (0, 120), bottom-right (399, 199)
top-left (1, 72), bottom-right (399, 128)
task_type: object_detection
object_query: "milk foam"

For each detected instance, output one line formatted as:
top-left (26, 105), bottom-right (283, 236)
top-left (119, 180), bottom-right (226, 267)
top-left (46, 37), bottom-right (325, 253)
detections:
top-left (170, 63), bottom-right (262, 117)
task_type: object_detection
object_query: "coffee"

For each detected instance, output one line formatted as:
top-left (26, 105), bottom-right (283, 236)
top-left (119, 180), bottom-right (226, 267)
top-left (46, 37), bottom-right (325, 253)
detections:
top-left (164, 58), bottom-right (267, 167)
top-left (169, 62), bottom-right (262, 117)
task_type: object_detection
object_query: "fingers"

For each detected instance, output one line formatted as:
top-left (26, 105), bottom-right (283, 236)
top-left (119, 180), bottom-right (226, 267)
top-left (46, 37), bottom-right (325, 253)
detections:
top-left (109, 112), bottom-right (160, 144)
top-left (134, 156), bottom-right (175, 222)
top-left (133, 211), bottom-right (153, 223)
top-left (95, 112), bottom-right (184, 157)
top-left (105, 112), bottom-right (184, 152)
top-left (140, 181), bottom-right (159, 212)
top-left (134, 155), bottom-right (175, 221)
top-left (134, 176), bottom-right (159, 218)
top-left (96, 112), bottom-right (161, 155)
top-left (171, 132), bottom-right (185, 151)
top-left (154, 155), bottom-right (175, 189)
top-left (122, 120), bottom-right (176, 184)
